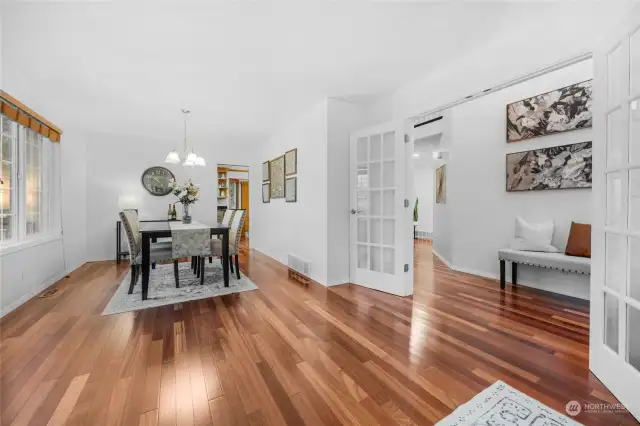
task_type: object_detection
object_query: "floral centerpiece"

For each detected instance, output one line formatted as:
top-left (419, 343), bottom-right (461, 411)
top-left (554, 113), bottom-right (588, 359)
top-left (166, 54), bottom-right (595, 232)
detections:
top-left (170, 179), bottom-right (200, 223)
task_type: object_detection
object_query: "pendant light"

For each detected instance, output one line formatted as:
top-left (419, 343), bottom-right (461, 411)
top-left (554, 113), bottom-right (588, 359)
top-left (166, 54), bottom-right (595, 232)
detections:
top-left (165, 109), bottom-right (205, 167)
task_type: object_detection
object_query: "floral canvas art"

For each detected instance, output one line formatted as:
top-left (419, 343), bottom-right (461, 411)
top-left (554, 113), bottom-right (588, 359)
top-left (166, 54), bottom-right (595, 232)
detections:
top-left (506, 142), bottom-right (592, 192)
top-left (506, 80), bottom-right (592, 142)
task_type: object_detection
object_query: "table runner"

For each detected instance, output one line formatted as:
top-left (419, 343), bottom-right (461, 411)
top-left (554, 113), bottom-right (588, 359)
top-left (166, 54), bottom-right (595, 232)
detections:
top-left (170, 221), bottom-right (212, 258)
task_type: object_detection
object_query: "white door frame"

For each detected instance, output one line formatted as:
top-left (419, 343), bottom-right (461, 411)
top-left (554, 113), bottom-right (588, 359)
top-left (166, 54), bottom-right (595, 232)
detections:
top-left (590, 6), bottom-right (640, 421)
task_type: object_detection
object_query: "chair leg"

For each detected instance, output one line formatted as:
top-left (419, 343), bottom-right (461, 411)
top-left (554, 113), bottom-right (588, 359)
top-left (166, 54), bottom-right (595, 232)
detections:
top-left (191, 256), bottom-right (195, 270)
top-left (229, 256), bottom-right (234, 273)
top-left (200, 258), bottom-right (205, 285)
top-left (174, 260), bottom-right (180, 288)
top-left (235, 255), bottom-right (240, 280)
top-left (500, 260), bottom-right (506, 290)
top-left (196, 257), bottom-right (201, 278)
top-left (128, 264), bottom-right (137, 294)
top-left (209, 256), bottom-right (212, 263)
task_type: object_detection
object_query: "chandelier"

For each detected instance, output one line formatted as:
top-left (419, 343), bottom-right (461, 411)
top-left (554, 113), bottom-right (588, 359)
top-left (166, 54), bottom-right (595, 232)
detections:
top-left (165, 109), bottom-right (205, 167)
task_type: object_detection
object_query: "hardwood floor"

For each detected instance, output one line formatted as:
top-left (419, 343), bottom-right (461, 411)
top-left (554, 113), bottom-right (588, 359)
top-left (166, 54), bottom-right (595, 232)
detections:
top-left (1, 239), bottom-right (638, 426)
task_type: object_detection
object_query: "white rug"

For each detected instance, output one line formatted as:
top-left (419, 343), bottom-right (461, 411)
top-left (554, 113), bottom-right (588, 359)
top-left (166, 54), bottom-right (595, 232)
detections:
top-left (102, 261), bottom-right (257, 315)
top-left (436, 381), bottom-right (582, 426)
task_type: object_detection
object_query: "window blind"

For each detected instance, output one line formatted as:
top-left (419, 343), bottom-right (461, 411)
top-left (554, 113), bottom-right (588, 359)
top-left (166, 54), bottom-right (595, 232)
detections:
top-left (0, 91), bottom-right (62, 142)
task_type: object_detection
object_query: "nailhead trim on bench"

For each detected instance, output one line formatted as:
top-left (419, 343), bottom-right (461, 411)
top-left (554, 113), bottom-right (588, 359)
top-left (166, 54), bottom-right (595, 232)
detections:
top-left (498, 257), bottom-right (590, 275)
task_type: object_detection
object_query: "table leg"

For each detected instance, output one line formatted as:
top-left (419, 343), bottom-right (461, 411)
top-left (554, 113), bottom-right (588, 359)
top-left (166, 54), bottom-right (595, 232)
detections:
top-left (222, 230), bottom-right (230, 287)
top-left (500, 260), bottom-right (506, 290)
top-left (512, 262), bottom-right (518, 286)
top-left (142, 234), bottom-right (150, 300)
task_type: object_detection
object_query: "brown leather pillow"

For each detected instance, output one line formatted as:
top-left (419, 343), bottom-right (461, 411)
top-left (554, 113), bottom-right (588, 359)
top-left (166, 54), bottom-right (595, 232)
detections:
top-left (565, 222), bottom-right (591, 258)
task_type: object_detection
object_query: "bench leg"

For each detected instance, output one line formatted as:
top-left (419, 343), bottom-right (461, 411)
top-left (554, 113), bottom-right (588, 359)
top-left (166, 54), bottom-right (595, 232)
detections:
top-left (512, 262), bottom-right (518, 286)
top-left (500, 260), bottom-right (506, 290)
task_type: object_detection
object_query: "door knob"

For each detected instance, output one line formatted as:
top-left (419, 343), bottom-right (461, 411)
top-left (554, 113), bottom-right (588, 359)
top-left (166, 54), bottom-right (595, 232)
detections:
top-left (350, 209), bottom-right (357, 215)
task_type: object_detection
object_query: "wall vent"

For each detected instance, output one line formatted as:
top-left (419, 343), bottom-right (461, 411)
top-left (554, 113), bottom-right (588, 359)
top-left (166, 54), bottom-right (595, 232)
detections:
top-left (288, 253), bottom-right (311, 276)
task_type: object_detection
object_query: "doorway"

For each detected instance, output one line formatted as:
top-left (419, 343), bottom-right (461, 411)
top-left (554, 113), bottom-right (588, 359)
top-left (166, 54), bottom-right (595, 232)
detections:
top-left (216, 164), bottom-right (250, 240)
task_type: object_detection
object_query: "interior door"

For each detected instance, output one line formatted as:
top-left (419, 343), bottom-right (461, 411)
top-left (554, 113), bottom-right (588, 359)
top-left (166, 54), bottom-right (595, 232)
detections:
top-left (349, 121), bottom-right (414, 297)
top-left (591, 6), bottom-right (640, 421)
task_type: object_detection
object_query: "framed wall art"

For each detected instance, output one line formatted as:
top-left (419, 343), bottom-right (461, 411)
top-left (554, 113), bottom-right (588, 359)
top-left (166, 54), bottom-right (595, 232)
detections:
top-left (285, 148), bottom-right (297, 176)
top-left (270, 155), bottom-right (285, 198)
top-left (435, 165), bottom-right (446, 204)
top-left (262, 182), bottom-right (271, 203)
top-left (506, 141), bottom-right (592, 192)
top-left (262, 161), bottom-right (270, 182)
top-left (286, 177), bottom-right (297, 202)
top-left (506, 80), bottom-right (592, 143)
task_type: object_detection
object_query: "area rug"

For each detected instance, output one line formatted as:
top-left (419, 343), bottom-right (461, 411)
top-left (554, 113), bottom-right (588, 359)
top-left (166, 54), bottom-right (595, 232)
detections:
top-left (102, 261), bottom-right (257, 315)
top-left (436, 381), bottom-right (582, 426)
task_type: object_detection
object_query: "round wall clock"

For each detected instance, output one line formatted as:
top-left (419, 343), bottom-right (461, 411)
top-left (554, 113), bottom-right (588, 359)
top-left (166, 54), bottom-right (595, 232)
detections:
top-left (141, 166), bottom-right (176, 196)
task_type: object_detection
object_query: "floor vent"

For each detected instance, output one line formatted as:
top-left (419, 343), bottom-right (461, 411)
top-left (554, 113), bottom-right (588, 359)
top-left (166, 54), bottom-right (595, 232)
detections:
top-left (39, 288), bottom-right (60, 298)
top-left (287, 254), bottom-right (312, 285)
top-left (288, 253), bottom-right (311, 276)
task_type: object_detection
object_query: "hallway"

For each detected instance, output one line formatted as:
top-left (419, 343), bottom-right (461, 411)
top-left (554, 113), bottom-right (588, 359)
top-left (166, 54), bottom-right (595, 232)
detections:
top-left (0, 241), bottom-right (637, 425)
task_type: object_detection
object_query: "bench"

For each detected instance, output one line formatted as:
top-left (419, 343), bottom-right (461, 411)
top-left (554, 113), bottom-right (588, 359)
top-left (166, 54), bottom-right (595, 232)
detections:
top-left (498, 249), bottom-right (591, 289)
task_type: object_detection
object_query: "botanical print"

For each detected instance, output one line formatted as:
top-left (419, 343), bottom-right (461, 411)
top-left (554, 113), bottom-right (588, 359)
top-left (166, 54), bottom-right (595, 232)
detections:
top-left (270, 155), bottom-right (285, 198)
top-left (285, 148), bottom-right (297, 176)
top-left (506, 142), bottom-right (592, 192)
top-left (262, 182), bottom-right (270, 203)
top-left (507, 80), bottom-right (592, 142)
top-left (262, 161), bottom-right (270, 182)
top-left (436, 165), bottom-right (446, 204)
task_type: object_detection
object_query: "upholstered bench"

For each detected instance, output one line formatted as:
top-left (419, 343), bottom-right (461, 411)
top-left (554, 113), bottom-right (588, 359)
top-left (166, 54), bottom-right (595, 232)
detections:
top-left (498, 249), bottom-right (591, 289)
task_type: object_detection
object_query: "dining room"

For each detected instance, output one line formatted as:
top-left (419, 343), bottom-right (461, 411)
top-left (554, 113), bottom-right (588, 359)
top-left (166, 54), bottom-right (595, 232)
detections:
top-left (104, 112), bottom-right (257, 314)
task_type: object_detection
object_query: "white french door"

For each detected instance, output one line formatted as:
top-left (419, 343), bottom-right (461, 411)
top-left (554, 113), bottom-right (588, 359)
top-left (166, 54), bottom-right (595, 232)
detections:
top-left (349, 121), bottom-right (414, 297)
top-left (591, 6), bottom-right (640, 421)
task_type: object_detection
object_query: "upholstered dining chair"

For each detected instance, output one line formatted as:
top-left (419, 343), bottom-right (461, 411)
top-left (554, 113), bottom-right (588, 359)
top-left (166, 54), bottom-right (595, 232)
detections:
top-left (210, 209), bottom-right (246, 279)
top-left (201, 208), bottom-right (236, 270)
top-left (120, 210), bottom-right (180, 293)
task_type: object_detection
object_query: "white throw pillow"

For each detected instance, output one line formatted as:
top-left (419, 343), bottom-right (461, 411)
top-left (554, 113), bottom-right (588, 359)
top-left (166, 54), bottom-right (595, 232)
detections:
top-left (510, 216), bottom-right (559, 253)
top-left (510, 238), bottom-right (559, 253)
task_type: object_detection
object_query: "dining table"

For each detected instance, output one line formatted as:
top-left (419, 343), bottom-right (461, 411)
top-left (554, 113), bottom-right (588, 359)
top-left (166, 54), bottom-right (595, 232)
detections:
top-left (139, 221), bottom-right (231, 300)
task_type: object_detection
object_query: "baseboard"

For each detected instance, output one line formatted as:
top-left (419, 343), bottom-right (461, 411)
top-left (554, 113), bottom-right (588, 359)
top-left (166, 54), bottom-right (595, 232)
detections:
top-left (0, 270), bottom-right (67, 318)
top-left (446, 263), bottom-right (589, 301)
top-left (431, 249), bottom-right (453, 269)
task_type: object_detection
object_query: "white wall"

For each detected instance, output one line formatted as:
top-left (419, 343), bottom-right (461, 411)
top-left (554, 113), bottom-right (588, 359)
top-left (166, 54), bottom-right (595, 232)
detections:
top-left (326, 98), bottom-right (367, 286)
top-left (251, 100), bottom-right (329, 285)
top-left (85, 131), bottom-right (256, 262)
top-left (413, 157), bottom-right (434, 235)
top-left (391, 4), bottom-right (633, 120)
top-left (0, 17), bottom-right (77, 315)
top-left (446, 60), bottom-right (593, 299)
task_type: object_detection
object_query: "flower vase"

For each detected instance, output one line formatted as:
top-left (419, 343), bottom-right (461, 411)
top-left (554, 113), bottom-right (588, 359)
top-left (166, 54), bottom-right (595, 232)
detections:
top-left (182, 203), bottom-right (192, 224)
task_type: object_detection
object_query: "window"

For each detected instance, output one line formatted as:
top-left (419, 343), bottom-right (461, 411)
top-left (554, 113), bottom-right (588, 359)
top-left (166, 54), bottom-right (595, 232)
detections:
top-left (0, 113), bottom-right (56, 246)
top-left (25, 129), bottom-right (44, 235)
top-left (1, 116), bottom-right (17, 242)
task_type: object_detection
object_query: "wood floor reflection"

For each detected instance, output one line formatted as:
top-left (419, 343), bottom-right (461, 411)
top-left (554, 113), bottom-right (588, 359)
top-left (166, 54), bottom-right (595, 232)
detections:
top-left (0, 239), bottom-right (637, 425)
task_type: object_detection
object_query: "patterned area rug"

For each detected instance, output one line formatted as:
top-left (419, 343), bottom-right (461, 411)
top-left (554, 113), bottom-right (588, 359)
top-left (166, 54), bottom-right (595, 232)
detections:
top-left (436, 381), bottom-right (582, 426)
top-left (102, 261), bottom-right (257, 315)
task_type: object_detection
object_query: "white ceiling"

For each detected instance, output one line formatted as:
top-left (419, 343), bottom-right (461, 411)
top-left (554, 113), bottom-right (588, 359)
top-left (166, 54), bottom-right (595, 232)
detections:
top-left (1, 1), bottom-right (630, 144)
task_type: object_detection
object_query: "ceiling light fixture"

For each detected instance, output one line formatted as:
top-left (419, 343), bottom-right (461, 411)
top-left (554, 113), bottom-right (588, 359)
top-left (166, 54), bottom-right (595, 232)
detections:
top-left (413, 152), bottom-right (420, 158)
top-left (165, 109), bottom-right (205, 167)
